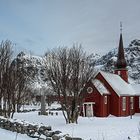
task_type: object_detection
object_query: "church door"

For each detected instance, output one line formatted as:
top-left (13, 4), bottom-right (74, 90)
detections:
top-left (86, 104), bottom-right (93, 117)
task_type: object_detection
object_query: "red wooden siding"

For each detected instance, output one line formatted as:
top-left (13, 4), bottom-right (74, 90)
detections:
top-left (83, 80), bottom-right (110, 117)
top-left (83, 83), bottom-right (102, 117)
top-left (101, 95), bottom-right (110, 117)
top-left (114, 69), bottom-right (128, 83)
top-left (119, 96), bottom-right (135, 116)
top-left (96, 73), bottom-right (120, 116)
top-left (82, 72), bottom-right (139, 117)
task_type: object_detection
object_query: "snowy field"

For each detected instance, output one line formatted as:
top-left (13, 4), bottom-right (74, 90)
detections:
top-left (0, 128), bottom-right (33, 140)
top-left (0, 105), bottom-right (140, 140)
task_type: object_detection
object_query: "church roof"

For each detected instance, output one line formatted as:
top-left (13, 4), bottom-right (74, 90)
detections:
top-left (131, 84), bottom-right (140, 95)
top-left (99, 71), bottom-right (136, 96)
top-left (91, 79), bottom-right (110, 95)
top-left (115, 33), bottom-right (127, 69)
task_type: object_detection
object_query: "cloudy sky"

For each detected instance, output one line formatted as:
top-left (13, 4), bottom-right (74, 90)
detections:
top-left (0, 0), bottom-right (140, 56)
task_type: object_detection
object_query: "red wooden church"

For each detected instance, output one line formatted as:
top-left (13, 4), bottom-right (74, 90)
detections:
top-left (82, 32), bottom-right (140, 117)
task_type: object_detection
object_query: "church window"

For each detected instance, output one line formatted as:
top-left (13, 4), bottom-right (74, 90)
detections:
top-left (118, 71), bottom-right (121, 75)
top-left (130, 97), bottom-right (134, 109)
top-left (104, 96), bottom-right (107, 104)
top-left (87, 87), bottom-right (93, 94)
top-left (122, 97), bottom-right (126, 111)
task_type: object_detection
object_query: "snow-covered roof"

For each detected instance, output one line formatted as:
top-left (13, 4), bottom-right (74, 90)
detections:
top-left (92, 79), bottom-right (110, 95)
top-left (100, 71), bottom-right (136, 96)
top-left (131, 84), bottom-right (140, 95)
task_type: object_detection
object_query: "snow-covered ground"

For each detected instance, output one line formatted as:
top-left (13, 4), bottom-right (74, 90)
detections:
top-left (14, 112), bottom-right (140, 140)
top-left (0, 105), bottom-right (140, 140)
top-left (0, 128), bottom-right (34, 140)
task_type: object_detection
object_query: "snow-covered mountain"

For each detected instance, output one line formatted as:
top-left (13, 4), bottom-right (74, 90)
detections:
top-left (96, 39), bottom-right (140, 83)
top-left (16, 51), bottom-right (46, 82)
top-left (12, 52), bottom-right (49, 95)
top-left (14, 39), bottom-right (140, 85)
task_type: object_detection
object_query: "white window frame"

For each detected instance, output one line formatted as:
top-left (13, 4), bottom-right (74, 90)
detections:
top-left (130, 97), bottom-right (134, 109)
top-left (122, 97), bottom-right (126, 111)
top-left (139, 97), bottom-right (140, 109)
top-left (83, 102), bottom-right (95, 117)
top-left (104, 96), bottom-right (107, 104)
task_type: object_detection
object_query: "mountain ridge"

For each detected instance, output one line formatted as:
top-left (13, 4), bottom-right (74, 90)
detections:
top-left (15, 39), bottom-right (140, 84)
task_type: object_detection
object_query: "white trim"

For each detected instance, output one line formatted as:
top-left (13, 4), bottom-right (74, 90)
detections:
top-left (83, 102), bottom-right (95, 105)
top-left (83, 104), bottom-right (85, 117)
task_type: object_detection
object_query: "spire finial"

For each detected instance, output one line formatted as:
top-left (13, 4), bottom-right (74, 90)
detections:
top-left (120, 22), bottom-right (122, 34)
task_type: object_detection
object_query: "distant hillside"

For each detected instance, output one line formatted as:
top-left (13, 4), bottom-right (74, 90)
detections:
top-left (14, 39), bottom-right (140, 85)
top-left (95, 39), bottom-right (140, 83)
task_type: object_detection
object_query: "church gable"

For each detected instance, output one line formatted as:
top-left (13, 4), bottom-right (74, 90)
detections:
top-left (84, 78), bottom-right (110, 97)
top-left (83, 79), bottom-right (110, 117)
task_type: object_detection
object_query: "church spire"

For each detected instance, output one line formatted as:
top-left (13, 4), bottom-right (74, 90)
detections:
top-left (116, 23), bottom-right (127, 69)
top-left (114, 23), bottom-right (128, 82)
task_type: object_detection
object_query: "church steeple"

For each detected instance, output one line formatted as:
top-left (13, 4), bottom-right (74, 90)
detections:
top-left (115, 33), bottom-right (127, 69)
top-left (114, 23), bottom-right (128, 82)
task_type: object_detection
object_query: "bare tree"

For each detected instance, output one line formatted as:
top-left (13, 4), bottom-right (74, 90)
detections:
top-left (9, 58), bottom-right (30, 117)
top-left (0, 40), bottom-right (13, 117)
top-left (44, 45), bottom-right (95, 123)
top-left (0, 40), bottom-right (31, 118)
